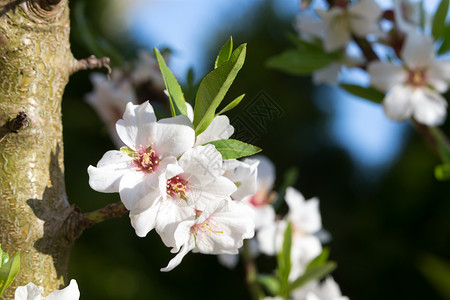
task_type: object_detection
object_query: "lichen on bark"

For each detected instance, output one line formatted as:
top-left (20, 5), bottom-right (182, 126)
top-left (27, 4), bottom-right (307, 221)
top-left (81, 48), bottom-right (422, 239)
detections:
top-left (0, 0), bottom-right (77, 298)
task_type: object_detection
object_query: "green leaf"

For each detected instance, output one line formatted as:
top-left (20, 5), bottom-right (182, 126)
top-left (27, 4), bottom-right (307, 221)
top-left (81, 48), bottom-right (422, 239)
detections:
top-left (287, 262), bottom-right (337, 293)
top-left (432, 0), bottom-right (449, 40)
top-left (256, 274), bottom-right (280, 296)
top-left (206, 139), bottom-right (261, 160)
top-left (306, 248), bottom-right (330, 271)
top-left (215, 37), bottom-right (233, 69)
top-left (193, 44), bottom-right (247, 136)
top-left (277, 222), bottom-right (293, 297)
top-left (0, 251), bottom-right (20, 297)
top-left (435, 164), bottom-right (450, 180)
top-left (217, 94), bottom-right (245, 115)
top-left (340, 84), bottom-right (385, 104)
top-left (417, 254), bottom-right (450, 299)
top-left (266, 49), bottom-right (336, 75)
top-left (0, 245), bottom-right (8, 268)
top-left (438, 25), bottom-right (450, 54)
top-left (154, 48), bottom-right (187, 117)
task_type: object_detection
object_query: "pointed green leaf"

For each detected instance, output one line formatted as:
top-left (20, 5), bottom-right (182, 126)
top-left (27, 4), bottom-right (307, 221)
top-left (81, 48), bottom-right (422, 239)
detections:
top-left (217, 94), bottom-right (245, 115)
top-left (266, 49), bottom-right (336, 75)
top-left (340, 84), bottom-right (385, 103)
top-left (287, 262), bottom-right (337, 293)
top-left (154, 48), bottom-right (187, 117)
top-left (306, 248), bottom-right (330, 271)
top-left (277, 222), bottom-right (293, 297)
top-left (432, 0), bottom-right (449, 40)
top-left (438, 25), bottom-right (450, 54)
top-left (215, 37), bottom-right (233, 69)
top-left (0, 251), bottom-right (20, 297)
top-left (206, 139), bottom-right (261, 160)
top-left (256, 274), bottom-right (280, 296)
top-left (0, 245), bottom-right (8, 268)
top-left (193, 44), bottom-right (247, 136)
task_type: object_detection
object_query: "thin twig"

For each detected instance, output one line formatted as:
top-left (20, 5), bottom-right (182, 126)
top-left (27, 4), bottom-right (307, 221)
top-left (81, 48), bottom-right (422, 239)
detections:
top-left (71, 55), bottom-right (111, 75)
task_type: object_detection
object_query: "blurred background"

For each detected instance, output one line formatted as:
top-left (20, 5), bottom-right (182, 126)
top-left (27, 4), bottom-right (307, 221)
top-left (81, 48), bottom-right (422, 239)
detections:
top-left (64, 0), bottom-right (450, 299)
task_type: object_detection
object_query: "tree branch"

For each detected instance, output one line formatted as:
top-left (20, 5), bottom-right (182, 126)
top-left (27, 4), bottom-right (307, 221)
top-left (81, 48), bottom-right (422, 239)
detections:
top-left (63, 202), bottom-right (127, 242)
top-left (71, 55), bottom-right (111, 75)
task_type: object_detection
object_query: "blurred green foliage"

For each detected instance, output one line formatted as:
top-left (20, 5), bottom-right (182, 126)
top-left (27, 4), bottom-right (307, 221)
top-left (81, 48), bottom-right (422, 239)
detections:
top-left (64, 0), bottom-right (450, 299)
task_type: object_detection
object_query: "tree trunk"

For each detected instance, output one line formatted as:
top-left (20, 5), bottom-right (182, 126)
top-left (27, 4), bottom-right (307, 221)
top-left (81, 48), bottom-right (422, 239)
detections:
top-left (0, 0), bottom-right (76, 298)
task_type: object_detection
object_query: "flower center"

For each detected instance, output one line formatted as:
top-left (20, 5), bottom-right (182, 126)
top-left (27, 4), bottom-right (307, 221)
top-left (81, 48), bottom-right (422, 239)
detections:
top-left (191, 217), bottom-right (223, 246)
top-left (166, 176), bottom-right (189, 200)
top-left (407, 69), bottom-right (427, 87)
top-left (133, 145), bottom-right (159, 173)
top-left (248, 190), bottom-right (276, 208)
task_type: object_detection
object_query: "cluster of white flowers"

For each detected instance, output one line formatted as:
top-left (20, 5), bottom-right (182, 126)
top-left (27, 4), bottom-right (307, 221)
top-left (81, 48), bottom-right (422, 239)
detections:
top-left (15, 280), bottom-right (79, 300)
top-left (85, 50), bottom-right (166, 147)
top-left (217, 155), bottom-right (348, 299)
top-left (88, 101), bottom-right (255, 271)
top-left (294, 0), bottom-right (450, 126)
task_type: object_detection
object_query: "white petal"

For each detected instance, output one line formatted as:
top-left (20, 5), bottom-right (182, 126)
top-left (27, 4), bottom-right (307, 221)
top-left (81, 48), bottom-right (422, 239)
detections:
top-left (222, 158), bottom-right (259, 201)
top-left (155, 203), bottom-right (195, 250)
top-left (257, 220), bottom-right (286, 256)
top-left (129, 201), bottom-right (160, 237)
top-left (118, 171), bottom-right (149, 210)
top-left (289, 235), bottom-right (322, 281)
top-left (15, 282), bottom-right (43, 300)
top-left (154, 115), bottom-right (195, 158)
top-left (45, 279), bottom-right (80, 300)
top-left (286, 187), bottom-right (322, 234)
top-left (401, 33), bottom-right (435, 69)
top-left (315, 277), bottom-right (347, 300)
top-left (411, 88), bottom-right (448, 126)
top-left (194, 201), bottom-right (255, 254)
top-left (382, 85), bottom-right (414, 121)
top-left (313, 63), bottom-right (341, 85)
top-left (160, 239), bottom-right (195, 272)
top-left (186, 102), bottom-right (194, 122)
top-left (368, 62), bottom-right (407, 92)
top-left (194, 176), bottom-right (237, 204)
top-left (195, 115), bottom-right (234, 146)
top-left (295, 13), bottom-right (326, 41)
top-left (254, 155), bottom-right (276, 193)
top-left (428, 60), bottom-right (450, 92)
top-left (323, 23), bottom-right (351, 52)
top-left (115, 101), bottom-right (157, 149)
top-left (87, 150), bottom-right (132, 193)
top-left (253, 205), bottom-right (276, 230)
top-left (179, 145), bottom-right (224, 185)
top-left (349, 0), bottom-right (382, 23)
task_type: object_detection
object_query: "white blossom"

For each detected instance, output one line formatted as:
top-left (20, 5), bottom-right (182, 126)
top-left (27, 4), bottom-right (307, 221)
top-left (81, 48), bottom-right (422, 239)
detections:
top-left (85, 73), bottom-right (137, 147)
top-left (15, 280), bottom-right (79, 300)
top-left (257, 187), bottom-right (322, 281)
top-left (368, 33), bottom-right (450, 125)
top-left (161, 200), bottom-right (255, 272)
top-left (130, 145), bottom-right (236, 238)
top-left (314, 0), bottom-right (382, 52)
top-left (304, 277), bottom-right (349, 300)
top-left (87, 101), bottom-right (195, 212)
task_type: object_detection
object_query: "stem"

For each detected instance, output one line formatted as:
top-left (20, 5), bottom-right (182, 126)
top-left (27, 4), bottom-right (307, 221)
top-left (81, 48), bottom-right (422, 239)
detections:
top-left (83, 202), bottom-right (128, 225)
top-left (63, 202), bottom-right (127, 242)
top-left (353, 36), bottom-right (379, 64)
top-left (241, 240), bottom-right (264, 300)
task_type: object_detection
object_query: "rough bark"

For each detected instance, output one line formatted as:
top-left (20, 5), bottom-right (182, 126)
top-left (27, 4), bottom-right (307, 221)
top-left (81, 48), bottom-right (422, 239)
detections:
top-left (0, 0), bottom-right (76, 298)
